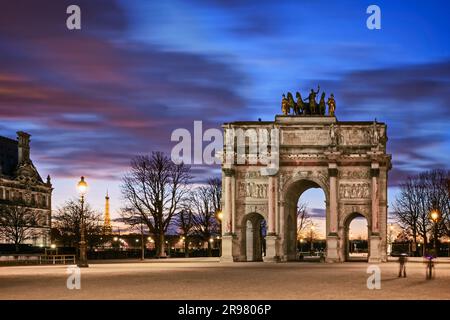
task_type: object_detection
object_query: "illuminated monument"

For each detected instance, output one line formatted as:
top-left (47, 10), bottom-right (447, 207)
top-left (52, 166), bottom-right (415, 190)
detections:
top-left (220, 89), bottom-right (391, 263)
top-left (103, 191), bottom-right (112, 234)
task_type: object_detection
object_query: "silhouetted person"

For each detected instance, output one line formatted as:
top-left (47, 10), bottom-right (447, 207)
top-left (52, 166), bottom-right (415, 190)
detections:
top-left (398, 253), bottom-right (407, 277)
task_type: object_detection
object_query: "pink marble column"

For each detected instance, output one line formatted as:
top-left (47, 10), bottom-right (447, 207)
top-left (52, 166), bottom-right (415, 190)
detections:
top-left (223, 168), bottom-right (234, 235)
top-left (371, 164), bottom-right (380, 233)
top-left (328, 165), bottom-right (338, 234)
top-left (268, 175), bottom-right (276, 235)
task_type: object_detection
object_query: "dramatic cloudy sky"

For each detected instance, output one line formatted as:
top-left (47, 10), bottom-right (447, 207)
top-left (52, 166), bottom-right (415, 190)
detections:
top-left (1, 0), bottom-right (449, 235)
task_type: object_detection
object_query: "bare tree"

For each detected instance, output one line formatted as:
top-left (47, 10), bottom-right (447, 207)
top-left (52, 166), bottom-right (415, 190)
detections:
top-left (190, 184), bottom-right (219, 257)
top-left (52, 199), bottom-right (103, 249)
top-left (174, 208), bottom-right (195, 257)
top-left (0, 202), bottom-right (41, 252)
top-left (394, 170), bottom-right (449, 255)
top-left (120, 152), bottom-right (191, 257)
top-left (297, 202), bottom-right (313, 240)
top-left (208, 177), bottom-right (222, 214)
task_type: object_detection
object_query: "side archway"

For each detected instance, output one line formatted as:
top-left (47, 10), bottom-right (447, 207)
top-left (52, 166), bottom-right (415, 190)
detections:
top-left (281, 178), bottom-right (329, 261)
top-left (342, 212), bottom-right (370, 262)
top-left (240, 212), bottom-right (266, 261)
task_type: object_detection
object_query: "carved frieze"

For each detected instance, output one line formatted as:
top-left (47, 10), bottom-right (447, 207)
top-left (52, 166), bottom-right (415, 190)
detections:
top-left (245, 204), bottom-right (268, 217)
top-left (238, 182), bottom-right (268, 198)
top-left (237, 171), bottom-right (262, 179)
top-left (339, 170), bottom-right (371, 180)
top-left (339, 127), bottom-right (371, 146)
top-left (282, 129), bottom-right (330, 146)
top-left (339, 182), bottom-right (370, 199)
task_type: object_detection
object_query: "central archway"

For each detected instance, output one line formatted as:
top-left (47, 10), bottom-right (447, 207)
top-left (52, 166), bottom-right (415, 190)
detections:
top-left (282, 179), bottom-right (328, 261)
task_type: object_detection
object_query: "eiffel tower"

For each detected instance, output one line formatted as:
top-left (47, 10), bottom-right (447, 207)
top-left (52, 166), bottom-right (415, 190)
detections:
top-left (103, 190), bottom-right (112, 234)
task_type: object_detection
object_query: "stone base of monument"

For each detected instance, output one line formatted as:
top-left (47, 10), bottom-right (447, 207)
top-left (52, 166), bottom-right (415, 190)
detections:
top-left (220, 235), bottom-right (235, 262)
top-left (368, 235), bottom-right (382, 263)
top-left (325, 235), bottom-right (340, 263)
top-left (263, 235), bottom-right (279, 262)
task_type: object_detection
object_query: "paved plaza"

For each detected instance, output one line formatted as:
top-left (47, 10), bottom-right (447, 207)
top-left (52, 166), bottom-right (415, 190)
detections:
top-left (1, 258), bottom-right (449, 300)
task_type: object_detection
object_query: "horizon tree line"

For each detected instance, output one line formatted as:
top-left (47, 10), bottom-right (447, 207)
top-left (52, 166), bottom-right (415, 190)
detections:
top-left (1, 152), bottom-right (449, 258)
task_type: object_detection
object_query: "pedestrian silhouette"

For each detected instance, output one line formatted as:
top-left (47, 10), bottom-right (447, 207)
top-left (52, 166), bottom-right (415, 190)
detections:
top-left (398, 253), bottom-right (407, 277)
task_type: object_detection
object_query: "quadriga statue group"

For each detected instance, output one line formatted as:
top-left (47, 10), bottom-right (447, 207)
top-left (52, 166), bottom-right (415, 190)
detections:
top-left (281, 85), bottom-right (336, 116)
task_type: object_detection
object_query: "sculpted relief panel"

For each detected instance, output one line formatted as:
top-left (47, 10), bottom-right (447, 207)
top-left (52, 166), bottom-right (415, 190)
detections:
top-left (339, 127), bottom-right (371, 146)
top-left (238, 182), bottom-right (268, 199)
top-left (339, 182), bottom-right (370, 199)
top-left (339, 169), bottom-right (370, 180)
top-left (282, 129), bottom-right (330, 146)
top-left (237, 171), bottom-right (261, 179)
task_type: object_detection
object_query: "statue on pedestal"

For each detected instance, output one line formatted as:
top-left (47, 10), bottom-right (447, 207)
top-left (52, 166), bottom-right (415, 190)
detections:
top-left (295, 92), bottom-right (304, 115)
top-left (304, 85), bottom-right (320, 114)
top-left (280, 86), bottom-right (336, 117)
top-left (281, 94), bottom-right (289, 115)
top-left (319, 92), bottom-right (326, 115)
top-left (327, 93), bottom-right (336, 116)
top-left (287, 92), bottom-right (296, 115)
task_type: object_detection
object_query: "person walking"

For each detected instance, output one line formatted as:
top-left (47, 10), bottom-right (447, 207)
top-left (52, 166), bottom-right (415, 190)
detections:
top-left (398, 253), bottom-right (407, 277)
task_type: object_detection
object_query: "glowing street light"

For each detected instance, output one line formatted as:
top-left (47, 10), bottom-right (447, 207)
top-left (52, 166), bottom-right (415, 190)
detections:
top-left (430, 210), bottom-right (440, 223)
top-left (77, 176), bottom-right (88, 268)
top-left (429, 208), bottom-right (442, 256)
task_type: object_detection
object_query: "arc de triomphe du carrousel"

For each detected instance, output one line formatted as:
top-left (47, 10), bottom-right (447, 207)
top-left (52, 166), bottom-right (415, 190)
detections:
top-left (219, 89), bottom-right (391, 263)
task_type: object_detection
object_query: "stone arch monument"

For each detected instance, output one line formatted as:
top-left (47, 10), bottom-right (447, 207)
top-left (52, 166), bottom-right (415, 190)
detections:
top-left (220, 114), bottom-right (391, 263)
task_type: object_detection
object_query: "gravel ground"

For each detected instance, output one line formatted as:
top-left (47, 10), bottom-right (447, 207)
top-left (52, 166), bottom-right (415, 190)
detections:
top-left (0, 258), bottom-right (449, 300)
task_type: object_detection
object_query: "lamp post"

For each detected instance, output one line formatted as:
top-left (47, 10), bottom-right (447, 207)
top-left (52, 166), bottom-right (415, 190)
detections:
top-left (429, 208), bottom-right (441, 258)
top-left (140, 221), bottom-right (145, 261)
top-left (77, 176), bottom-right (89, 268)
top-left (216, 210), bottom-right (223, 256)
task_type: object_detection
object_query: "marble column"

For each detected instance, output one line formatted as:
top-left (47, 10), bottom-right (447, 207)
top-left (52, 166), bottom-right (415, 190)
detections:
top-left (326, 164), bottom-right (340, 262)
top-left (328, 165), bottom-right (338, 234)
top-left (264, 174), bottom-right (279, 262)
top-left (371, 163), bottom-right (380, 234)
top-left (369, 162), bottom-right (381, 262)
top-left (267, 175), bottom-right (276, 235)
top-left (278, 200), bottom-right (286, 261)
top-left (221, 168), bottom-right (235, 262)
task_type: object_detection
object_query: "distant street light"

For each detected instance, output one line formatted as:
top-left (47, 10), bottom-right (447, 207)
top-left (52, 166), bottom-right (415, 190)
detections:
top-left (77, 176), bottom-right (89, 268)
top-left (216, 210), bottom-right (223, 256)
top-left (429, 208), bottom-right (441, 257)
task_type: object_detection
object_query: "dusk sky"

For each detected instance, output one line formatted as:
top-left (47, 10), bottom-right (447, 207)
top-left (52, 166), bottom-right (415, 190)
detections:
top-left (1, 1), bottom-right (449, 236)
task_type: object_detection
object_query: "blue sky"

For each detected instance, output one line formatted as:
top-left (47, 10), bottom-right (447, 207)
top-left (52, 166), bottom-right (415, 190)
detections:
top-left (0, 0), bottom-right (449, 235)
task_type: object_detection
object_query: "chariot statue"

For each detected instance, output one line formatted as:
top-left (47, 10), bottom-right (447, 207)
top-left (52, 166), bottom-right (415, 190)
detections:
top-left (280, 85), bottom-right (336, 117)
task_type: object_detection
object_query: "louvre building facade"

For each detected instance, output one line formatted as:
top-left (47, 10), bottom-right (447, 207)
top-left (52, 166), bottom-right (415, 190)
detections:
top-left (0, 131), bottom-right (52, 247)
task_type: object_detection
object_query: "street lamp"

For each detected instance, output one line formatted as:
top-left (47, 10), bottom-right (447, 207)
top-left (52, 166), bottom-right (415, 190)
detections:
top-left (429, 208), bottom-right (441, 257)
top-left (216, 210), bottom-right (223, 256)
top-left (77, 176), bottom-right (89, 268)
top-left (309, 226), bottom-right (315, 253)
